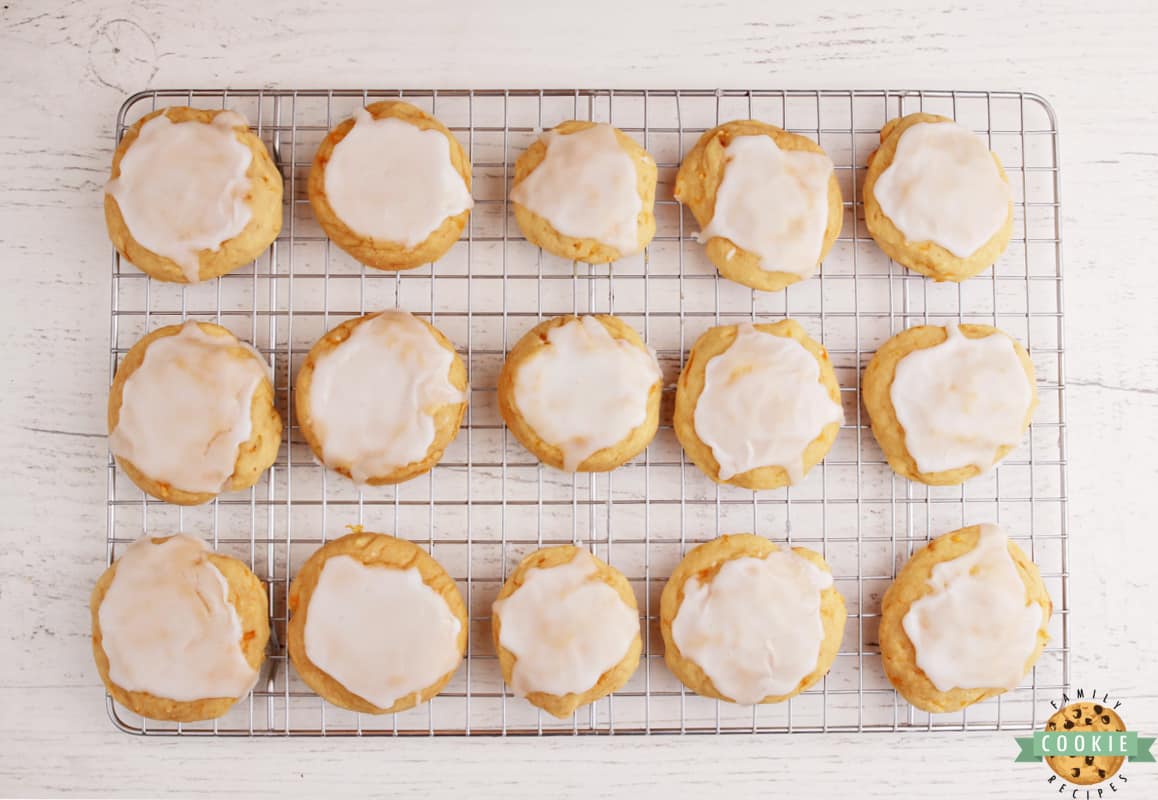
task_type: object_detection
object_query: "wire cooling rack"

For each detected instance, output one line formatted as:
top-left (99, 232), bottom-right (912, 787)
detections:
top-left (106, 88), bottom-right (1068, 736)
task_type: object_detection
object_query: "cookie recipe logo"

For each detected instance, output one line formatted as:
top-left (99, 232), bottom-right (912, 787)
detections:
top-left (1014, 689), bottom-right (1154, 796)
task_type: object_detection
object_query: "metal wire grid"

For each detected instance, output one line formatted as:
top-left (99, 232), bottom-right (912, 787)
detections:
top-left (106, 88), bottom-right (1067, 736)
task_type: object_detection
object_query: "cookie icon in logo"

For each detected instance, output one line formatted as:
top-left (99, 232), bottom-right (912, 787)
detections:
top-left (1045, 702), bottom-right (1126, 785)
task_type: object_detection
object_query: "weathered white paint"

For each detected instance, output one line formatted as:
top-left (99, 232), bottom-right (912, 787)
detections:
top-left (2, 0), bottom-right (1157, 796)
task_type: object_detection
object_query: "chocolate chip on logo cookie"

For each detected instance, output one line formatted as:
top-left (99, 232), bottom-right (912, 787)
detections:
top-left (1044, 702), bottom-right (1127, 786)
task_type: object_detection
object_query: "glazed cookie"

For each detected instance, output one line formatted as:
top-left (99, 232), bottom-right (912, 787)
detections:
top-left (90, 535), bottom-right (269, 722)
top-left (863, 323), bottom-right (1037, 485)
top-left (497, 315), bottom-right (662, 472)
top-left (880, 524), bottom-right (1052, 713)
top-left (661, 534), bottom-right (845, 704)
top-left (510, 121), bottom-right (657, 263)
top-left (863, 113), bottom-right (1013, 281)
top-left (674, 120), bottom-right (843, 291)
top-left (287, 531), bottom-right (467, 714)
top-left (105, 106), bottom-right (283, 283)
top-left (108, 321), bottom-right (282, 505)
top-left (1045, 703), bottom-right (1127, 785)
top-left (492, 546), bottom-right (641, 718)
top-left (295, 310), bottom-right (468, 485)
top-left (308, 101), bottom-right (473, 270)
top-left (674, 320), bottom-right (843, 490)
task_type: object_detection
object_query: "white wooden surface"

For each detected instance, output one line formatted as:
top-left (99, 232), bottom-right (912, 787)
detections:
top-left (2, 0), bottom-right (1157, 796)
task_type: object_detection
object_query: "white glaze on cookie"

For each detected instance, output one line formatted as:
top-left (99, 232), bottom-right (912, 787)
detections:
top-left (98, 535), bottom-right (257, 702)
top-left (671, 549), bottom-right (833, 703)
top-left (890, 325), bottom-right (1032, 474)
top-left (109, 322), bottom-right (266, 494)
top-left (695, 134), bottom-right (833, 277)
top-left (493, 551), bottom-right (638, 698)
top-left (510, 124), bottom-right (644, 255)
top-left (303, 555), bottom-right (462, 710)
top-left (693, 324), bottom-right (842, 483)
top-left (307, 310), bottom-right (466, 484)
top-left (107, 110), bottom-right (254, 282)
top-left (324, 108), bottom-right (473, 246)
top-left (511, 316), bottom-right (661, 471)
top-left (874, 121), bottom-right (1010, 258)
top-left (902, 524), bottom-right (1044, 692)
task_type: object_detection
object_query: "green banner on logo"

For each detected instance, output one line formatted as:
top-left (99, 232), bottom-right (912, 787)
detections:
top-left (1015, 731), bottom-right (1157, 763)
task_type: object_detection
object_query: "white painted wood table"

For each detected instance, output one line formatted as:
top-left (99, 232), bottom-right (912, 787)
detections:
top-left (2, 0), bottom-right (1157, 796)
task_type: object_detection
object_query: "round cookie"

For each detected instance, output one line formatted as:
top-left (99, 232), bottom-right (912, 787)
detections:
top-left (863, 113), bottom-right (1013, 282)
top-left (879, 525), bottom-right (1052, 713)
top-left (308, 101), bottom-right (472, 271)
top-left (511, 121), bottom-right (657, 263)
top-left (491, 545), bottom-right (641, 718)
top-left (497, 314), bottom-right (662, 472)
top-left (674, 120), bottom-right (843, 292)
top-left (108, 322), bottom-right (282, 506)
top-left (90, 535), bottom-right (269, 722)
top-left (294, 311), bottom-right (468, 485)
top-left (1045, 703), bottom-right (1126, 785)
top-left (863, 324), bottom-right (1037, 486)
top-left (660, 534), bottom-right (846, 704)
top-left (105, 106), bottom-right (283, 283)
top-left (287, 531), bottom-right (467, 714)
top-left (674, 320), bottom-right (842, 490)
